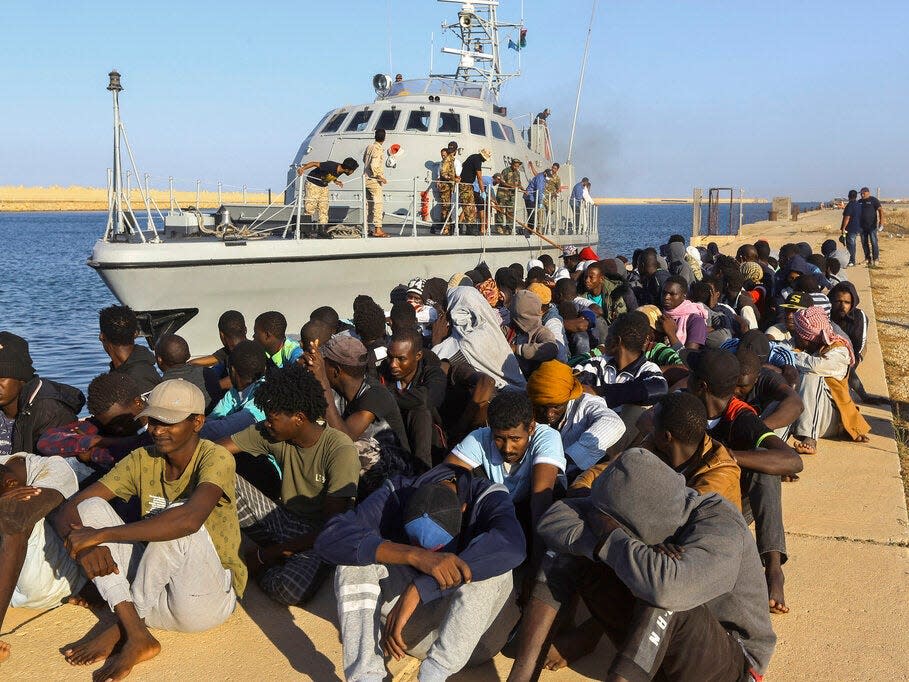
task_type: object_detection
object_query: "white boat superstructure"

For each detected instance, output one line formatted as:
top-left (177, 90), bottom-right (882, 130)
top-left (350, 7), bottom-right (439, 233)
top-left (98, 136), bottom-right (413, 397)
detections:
top-left (88, 1), bottom-right (600, 351)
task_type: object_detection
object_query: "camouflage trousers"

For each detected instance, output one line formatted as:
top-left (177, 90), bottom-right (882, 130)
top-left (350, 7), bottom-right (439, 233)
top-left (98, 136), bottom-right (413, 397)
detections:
top-left (458, 183), bottom-right (477, 224)
top-left (365, 178), bottom-right (384, 231)
top-left (304, 182), bottom-right (329, 225)
top-left (438, 180), bottom-right (453, 226)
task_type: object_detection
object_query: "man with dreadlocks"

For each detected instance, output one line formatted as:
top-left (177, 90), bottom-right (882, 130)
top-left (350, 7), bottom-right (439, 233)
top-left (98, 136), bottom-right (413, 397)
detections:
top-left (219, 363), bottom-right (360, 605)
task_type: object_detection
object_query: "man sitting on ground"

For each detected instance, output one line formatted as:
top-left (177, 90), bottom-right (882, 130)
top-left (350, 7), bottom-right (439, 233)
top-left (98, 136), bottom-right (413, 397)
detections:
top-left (316, 464), bottom-right (525, 682)
top-left (508, 448), bottom-right (775, 682)
top-left (789, 306), bottom-right (871, 455)
top-left (379, 329), bottom-right (447, 469)
top-left (0, 453), bottom-right (91, 664)
top-left (574, 312), bottom-right (668, 448)
top-left (0, 331), bottom-right (85, 458)
top-left (304, 335), bottom-right (414, 492)
top-left (154, 334), bottom-right (210, 407)
top-left (735, 348), bottom-right (804, 438)
top-left (99, 306), bottom-right (161, 394)
top-left (546, 392), bottom-right (743, 672)
top-left (38, 373), bottom-right (149, 481)
top-left (54, 380), bottom-right (245, 681)
top-left (219, 364), bottom-right (359, 605)
top-left (687, 348), bottom-right (802, 614)
top-left (253, 311), bottom-right (302, 369)
top-left (526, 360), bottom-right (624, 481)
top-left (189, 310), bottom-right (249, 405)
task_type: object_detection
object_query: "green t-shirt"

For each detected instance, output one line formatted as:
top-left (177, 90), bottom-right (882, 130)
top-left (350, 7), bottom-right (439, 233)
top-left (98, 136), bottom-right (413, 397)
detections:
top-left (231, 425), bottom-right (359, 527)
top-left (99, 439), bottom-right (247, 597)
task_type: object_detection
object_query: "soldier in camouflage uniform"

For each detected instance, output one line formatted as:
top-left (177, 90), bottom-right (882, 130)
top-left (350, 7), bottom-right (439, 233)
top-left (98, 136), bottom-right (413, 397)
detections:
top-left (363, 128), bottom-right (389, 237)
top-left (495, 159), bottom-right (523, 234)
top-left (436, 147), bottom-right (456, 234)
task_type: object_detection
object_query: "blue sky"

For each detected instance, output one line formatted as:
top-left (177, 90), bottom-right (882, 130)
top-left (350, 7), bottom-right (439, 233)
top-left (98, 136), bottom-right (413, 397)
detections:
top-left (3, 1), bottom-right (908, 199)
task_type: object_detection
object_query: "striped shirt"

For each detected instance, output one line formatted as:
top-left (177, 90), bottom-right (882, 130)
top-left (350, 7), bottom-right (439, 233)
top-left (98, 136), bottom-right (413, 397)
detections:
top-left (721, 338), bottom-right (796, 368)
top-left (574, 353), bottom-right (668, 411)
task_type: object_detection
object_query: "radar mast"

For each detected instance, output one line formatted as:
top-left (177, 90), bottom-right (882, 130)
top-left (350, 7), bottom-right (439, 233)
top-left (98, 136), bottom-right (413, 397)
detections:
top-left (431, 0), bottom-right (522, 99)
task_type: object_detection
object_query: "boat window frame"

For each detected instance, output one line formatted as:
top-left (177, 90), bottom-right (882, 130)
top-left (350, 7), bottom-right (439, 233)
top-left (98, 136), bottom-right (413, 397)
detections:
top-left (490, 120), bottom-right (506, 141)
top-left (321, 112), bottom-right (348, 134)
top-left (345, 110), bottom-right (373, 132)
top-left (501, 123), bottom-right (516, 144)
top-left (405, 109), bottom-right (431, 133)
top-left (468, 115), bottom-right (487, 136)
top-left (437, 111), bottom-right (462, 134)
top-left (374, 109), bottom-right (402, 131)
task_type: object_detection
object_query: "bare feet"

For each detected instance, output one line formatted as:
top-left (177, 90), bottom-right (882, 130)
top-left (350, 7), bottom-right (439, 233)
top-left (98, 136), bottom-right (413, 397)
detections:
top-left (766, 564), bottom-right (789, 614)
top-left (854, 434), bottom-right (871, 443)
top-left (0, 640), bottom-right (10, 663)
top-left (92, 632), bottom-right (160, 682)
top-left (64, 624), bottom-right (123, 666)
top-left (544, 620), bottom-right (602, 670)
top-left (792, 437), bottom-right (817, 455)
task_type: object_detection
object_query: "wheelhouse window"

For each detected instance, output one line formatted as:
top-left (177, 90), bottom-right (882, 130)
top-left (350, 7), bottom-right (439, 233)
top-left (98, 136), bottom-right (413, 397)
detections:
top-left (502, 124), bottom-right (516, 143)
top-left (406, 110), bottom-right (431, 132)
top-left (469, 115), bottom-right (486, 136)
top-left (438, 112), bottom-right (461, 134)
top-left (374, 109), bottom-right (401, 131)
top-left (491, 121), bottom-right (506, 140)
top-left (345, 110), bottom-right (372, 132)
top-left (322, 112), bottom-right (347, 133)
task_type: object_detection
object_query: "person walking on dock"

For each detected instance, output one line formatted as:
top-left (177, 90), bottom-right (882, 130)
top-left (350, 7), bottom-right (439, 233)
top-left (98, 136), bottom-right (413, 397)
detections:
top-left (363, 129), bottom-right (389, 238)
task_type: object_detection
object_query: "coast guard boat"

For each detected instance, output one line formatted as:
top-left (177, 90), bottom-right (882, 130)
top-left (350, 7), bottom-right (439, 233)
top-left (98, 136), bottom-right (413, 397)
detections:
top-left (88, 0), bottom-right (598, 351)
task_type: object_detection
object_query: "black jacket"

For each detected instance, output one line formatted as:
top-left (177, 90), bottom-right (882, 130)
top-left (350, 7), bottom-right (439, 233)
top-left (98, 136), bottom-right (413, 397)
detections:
top-left (110, 345), bottom-right (161, 395)
top-left (13, 376), bottom-right (85, 453)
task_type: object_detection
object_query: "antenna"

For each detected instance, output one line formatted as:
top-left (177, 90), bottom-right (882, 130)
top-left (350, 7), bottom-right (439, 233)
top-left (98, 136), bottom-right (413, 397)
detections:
top-left (108, 70), bottom-right (125, 235)
top-left (567, 1), bottom-right (597, 164)
top-left (432, 0), bottom-right (522, 99)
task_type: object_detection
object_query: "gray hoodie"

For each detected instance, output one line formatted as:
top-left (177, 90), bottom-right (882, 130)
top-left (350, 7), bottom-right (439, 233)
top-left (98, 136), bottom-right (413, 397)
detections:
top-left (537, 448), bottom-right (776, 674)
top-left (667, 241), bottom-right (695, 286)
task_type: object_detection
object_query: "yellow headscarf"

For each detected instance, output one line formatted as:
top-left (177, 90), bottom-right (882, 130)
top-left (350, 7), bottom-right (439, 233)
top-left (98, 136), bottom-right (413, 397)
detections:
top-left (527, 360), bottom-right (583, 405)
top-left (526, 282), bottom-right (553, 305)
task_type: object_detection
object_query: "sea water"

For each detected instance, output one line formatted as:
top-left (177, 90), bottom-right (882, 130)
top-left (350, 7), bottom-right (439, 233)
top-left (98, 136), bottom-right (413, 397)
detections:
top-left (0, 203), bottom-right (813, 394)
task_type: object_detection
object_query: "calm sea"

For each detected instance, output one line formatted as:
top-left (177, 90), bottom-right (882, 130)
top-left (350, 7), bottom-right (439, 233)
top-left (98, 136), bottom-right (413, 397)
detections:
top-left (0, 203), bottom-right (813, 395)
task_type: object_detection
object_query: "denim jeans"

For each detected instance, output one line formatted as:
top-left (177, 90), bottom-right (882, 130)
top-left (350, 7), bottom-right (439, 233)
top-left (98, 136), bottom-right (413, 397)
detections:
top-left (845, 232), bottom-right (858, 264)
top-left (861, 229), bottom-right (879, 261)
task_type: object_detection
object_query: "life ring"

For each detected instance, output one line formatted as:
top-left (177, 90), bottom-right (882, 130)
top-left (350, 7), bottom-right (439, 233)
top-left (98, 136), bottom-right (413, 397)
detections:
top-left (420, 191), bottom-right (430, 220)
top-left (389, 144), bottom-right (401, 155)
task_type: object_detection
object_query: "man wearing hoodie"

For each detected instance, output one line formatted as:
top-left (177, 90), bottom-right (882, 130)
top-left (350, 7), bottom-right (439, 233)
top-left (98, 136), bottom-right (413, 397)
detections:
top-left (507, 448), bottom-right (775, 682)
top-left (99, 306), bottom-right (161, 395)
top-left (0, 332), bottom-right (85, 458)
top-left (508, 290), bottom-right (559, 377)
top-left (316, 464), bottom-right (525, 682)
top-left (154, 334), bottom-right (211, 408)
top-left (666, 239), bottom-right (695, 286)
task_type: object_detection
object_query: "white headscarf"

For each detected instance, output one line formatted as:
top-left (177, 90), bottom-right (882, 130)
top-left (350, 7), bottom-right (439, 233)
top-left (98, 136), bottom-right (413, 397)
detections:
top-left (432, 286), bottom-right (526, 389)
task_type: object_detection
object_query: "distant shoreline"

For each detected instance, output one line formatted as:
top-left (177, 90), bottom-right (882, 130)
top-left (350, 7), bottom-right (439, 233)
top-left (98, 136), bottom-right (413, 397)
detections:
top-left (0, 185), bottom-right (271, 212)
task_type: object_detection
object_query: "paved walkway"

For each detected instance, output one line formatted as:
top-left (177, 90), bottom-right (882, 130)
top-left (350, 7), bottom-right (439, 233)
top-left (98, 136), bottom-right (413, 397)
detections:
top-left (2, 210), bottom-right (907, 680)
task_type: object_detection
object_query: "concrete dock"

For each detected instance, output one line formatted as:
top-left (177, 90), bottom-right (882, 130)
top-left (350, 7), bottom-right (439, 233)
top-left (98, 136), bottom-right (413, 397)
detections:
top-left (2, 210), bottom-right (907, 680)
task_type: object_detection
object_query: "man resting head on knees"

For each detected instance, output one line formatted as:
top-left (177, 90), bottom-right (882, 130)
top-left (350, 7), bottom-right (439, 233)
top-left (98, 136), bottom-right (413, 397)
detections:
top-left (316, 464), bottom-right (526, 682)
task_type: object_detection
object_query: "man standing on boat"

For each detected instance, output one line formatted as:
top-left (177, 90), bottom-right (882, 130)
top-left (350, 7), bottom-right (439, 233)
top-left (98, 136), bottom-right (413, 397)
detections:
top-left (458, 148), bottom-right (491, 235)
top-left (497, 159), bottom-right (523, 234)
top-left (296, 157), bottom-right (359, 236)
top-left (363, 129), bottom-right (390, 238)
top-left (436, 147), bottom-right (456, 234)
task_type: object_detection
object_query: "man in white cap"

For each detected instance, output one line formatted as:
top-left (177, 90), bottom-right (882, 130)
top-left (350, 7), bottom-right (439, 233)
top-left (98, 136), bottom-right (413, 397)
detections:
top-left (54, 379), bottom-right (244, 681)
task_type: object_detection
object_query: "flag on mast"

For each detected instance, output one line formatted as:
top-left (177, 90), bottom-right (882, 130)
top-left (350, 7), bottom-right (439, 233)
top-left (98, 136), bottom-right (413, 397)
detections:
top-left (509, 28), bottom-right (528, 51)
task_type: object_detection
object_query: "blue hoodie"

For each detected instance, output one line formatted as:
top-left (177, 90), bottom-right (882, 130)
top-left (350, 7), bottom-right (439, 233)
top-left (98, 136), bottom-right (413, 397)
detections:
top-left (315, 464), bottom-right (526, 603)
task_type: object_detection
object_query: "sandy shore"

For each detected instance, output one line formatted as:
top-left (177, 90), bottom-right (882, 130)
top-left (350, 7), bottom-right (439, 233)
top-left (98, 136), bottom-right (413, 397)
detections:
top-left (593, 196), bottom-right (770, 205)
top-left (0, 185), bottom-right (272, 212)
top-left (1, 210), bottom-right (906, 680)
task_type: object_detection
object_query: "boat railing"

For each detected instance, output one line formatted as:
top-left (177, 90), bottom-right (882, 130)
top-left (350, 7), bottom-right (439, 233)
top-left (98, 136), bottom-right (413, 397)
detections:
top-left (105, 169), bottom-right (597, 243)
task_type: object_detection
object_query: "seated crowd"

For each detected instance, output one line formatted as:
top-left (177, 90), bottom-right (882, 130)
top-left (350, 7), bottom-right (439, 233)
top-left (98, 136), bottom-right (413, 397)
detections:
top-left (0, 234), bottom-right (882, 680)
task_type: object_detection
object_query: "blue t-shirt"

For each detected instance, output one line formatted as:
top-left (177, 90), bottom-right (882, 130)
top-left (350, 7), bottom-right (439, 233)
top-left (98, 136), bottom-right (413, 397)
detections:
top-left (451, 424), bottom-right (566, 502)
top-left (526, 173), bottom-right (548, 202)
top-left (843, 200), bottom-right (863, 234)
top-left (571, 182), bottom-right (585, 202)
top-left (270, 338), bottom-right (303, 368)
top-left (209, 378), bottom-right (266, 422)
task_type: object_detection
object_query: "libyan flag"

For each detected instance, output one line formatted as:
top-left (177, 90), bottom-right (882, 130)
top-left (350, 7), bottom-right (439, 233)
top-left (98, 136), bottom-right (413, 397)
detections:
top-left (508, 28), bottom-right (527, 51)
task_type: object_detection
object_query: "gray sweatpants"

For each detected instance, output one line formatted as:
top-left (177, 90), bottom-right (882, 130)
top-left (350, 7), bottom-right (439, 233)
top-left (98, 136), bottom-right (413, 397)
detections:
top-left (77, 497), bottom-right (236, 632)
top-left (335, 563), bottom-right (517, 682)
top-left (740, 469), bottom-right (787, 563)
top-left (793, 372), bottom-right (841, 440)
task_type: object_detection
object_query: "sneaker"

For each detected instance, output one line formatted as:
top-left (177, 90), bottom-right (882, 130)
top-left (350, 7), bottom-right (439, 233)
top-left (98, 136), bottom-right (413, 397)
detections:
top-left (846, 262), bottom-right (856, 267)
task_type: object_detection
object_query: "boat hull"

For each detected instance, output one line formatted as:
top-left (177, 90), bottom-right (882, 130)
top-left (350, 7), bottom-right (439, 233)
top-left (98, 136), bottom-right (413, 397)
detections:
top-left (89, 231), bottom-right (588, 353)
